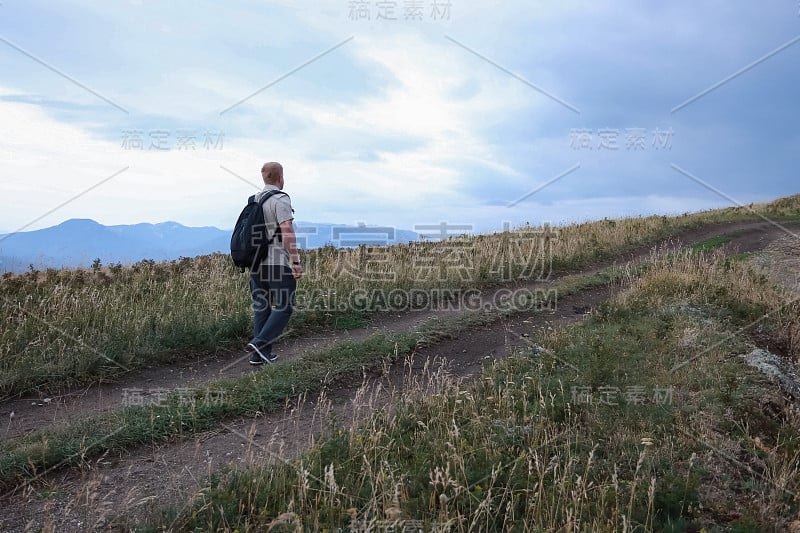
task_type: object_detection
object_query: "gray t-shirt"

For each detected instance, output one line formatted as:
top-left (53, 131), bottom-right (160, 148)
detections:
top-left (255, 185), bottom-right (294, 267)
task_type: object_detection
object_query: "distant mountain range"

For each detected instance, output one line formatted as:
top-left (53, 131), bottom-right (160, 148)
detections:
top-left (0, 219), bottom-right (419, 273)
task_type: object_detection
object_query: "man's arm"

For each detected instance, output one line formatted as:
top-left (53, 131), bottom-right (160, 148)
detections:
top-left (280, 219), bottom-right (303, 279)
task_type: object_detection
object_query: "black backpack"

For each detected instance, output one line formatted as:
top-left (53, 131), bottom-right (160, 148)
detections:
top-left (230, 190), bottom-right (286, 272)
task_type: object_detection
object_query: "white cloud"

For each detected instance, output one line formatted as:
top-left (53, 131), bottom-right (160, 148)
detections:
top-left (0, 87), bottom-right (257, 231)
top-left (220, 30), bottom-right (541, 211)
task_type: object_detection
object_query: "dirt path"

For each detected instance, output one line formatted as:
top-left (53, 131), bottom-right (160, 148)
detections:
top-left (0, 219), bottom-right (796, 532)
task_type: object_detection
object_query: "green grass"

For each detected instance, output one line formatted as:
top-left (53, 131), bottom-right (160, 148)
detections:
top-left (132, 247), bottom-right (800, 532)
top-left (689, 234), bottom-right (732, 251)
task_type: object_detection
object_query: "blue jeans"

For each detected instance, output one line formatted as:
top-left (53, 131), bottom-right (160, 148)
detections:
top-left (249, 264), bottom-right (296, 352)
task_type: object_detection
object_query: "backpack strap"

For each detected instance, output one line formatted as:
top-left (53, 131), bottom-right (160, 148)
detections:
top-left (256, 190), bottom-right (289, 244)
top-left (256, 189), bottom-right (287, 205)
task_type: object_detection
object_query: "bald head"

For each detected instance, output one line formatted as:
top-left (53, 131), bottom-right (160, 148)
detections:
top-left (261, 162), bottom-right (284, 187)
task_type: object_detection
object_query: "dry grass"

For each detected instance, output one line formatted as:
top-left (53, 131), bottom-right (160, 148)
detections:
top-left (128, 236), bottom-right (800, 531)
top-left (128, 355), bottom-right (663, 532)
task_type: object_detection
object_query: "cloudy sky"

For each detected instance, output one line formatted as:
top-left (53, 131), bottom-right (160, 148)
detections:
top-left (1, 1), bottom-right (798, 236)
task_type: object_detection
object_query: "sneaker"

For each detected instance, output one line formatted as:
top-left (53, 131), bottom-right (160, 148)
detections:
top-left (247, 343), bottom-right (278, 365)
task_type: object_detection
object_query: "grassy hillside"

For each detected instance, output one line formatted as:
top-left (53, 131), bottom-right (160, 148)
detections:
top-left (0, 195), bottom-right (798, 530)
top-left (1, 195), bottom-right (798, 397)
top-left (137, 244), bottom-right (800, 532)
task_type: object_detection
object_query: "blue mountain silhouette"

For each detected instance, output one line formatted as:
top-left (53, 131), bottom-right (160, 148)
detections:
top-left (0, 219), bottom-right (418, 273)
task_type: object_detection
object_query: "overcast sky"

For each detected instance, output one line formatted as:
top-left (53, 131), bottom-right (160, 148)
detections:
top-left (1, 1), bottom-right (798, 235)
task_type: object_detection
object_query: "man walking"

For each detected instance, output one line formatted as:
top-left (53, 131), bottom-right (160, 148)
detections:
top-left (247, 161), bottom-right (303, 365)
